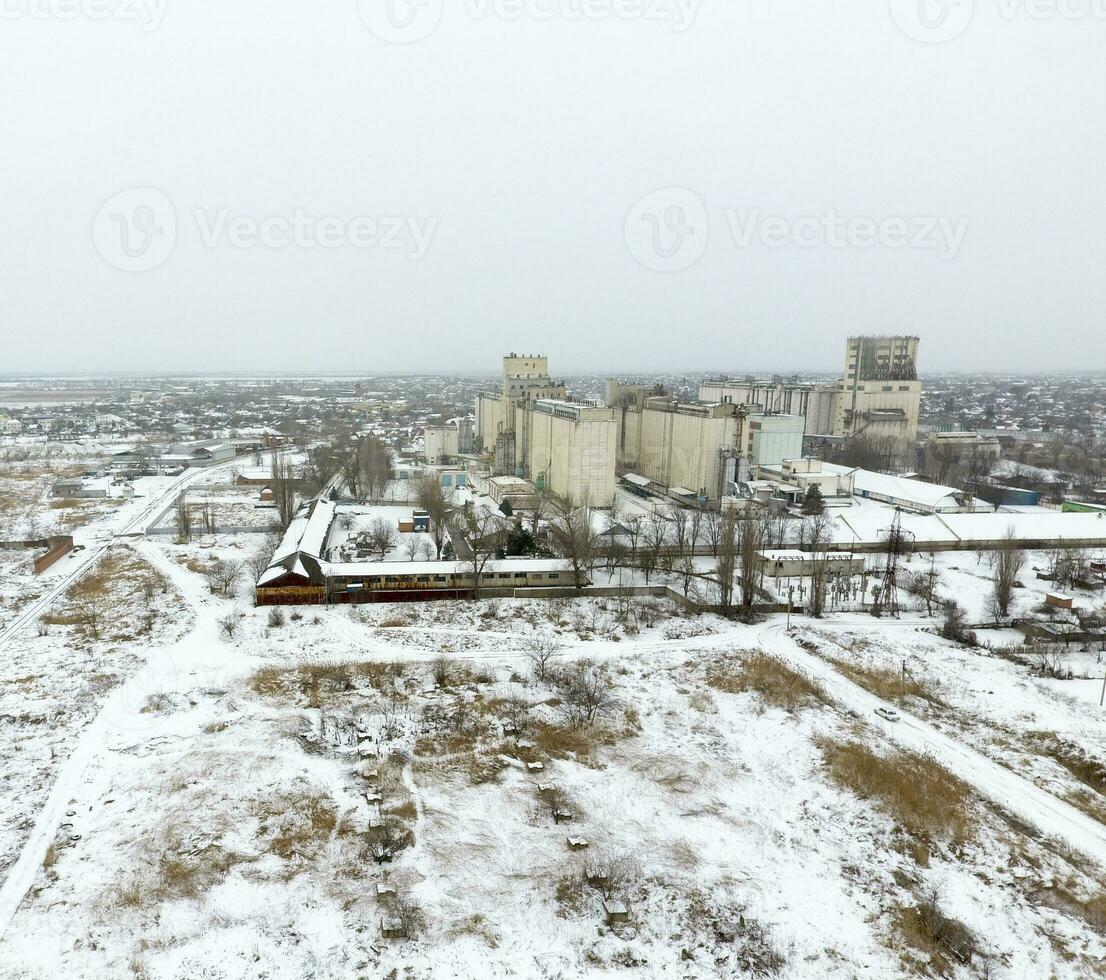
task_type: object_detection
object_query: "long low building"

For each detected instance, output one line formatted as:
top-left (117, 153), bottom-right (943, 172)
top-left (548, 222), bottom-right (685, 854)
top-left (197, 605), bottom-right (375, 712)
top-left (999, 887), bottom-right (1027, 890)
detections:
top-left (757, 550), bottom-right (865, 578)
top-left (256, 498), bottom-right (582, 605)
top-left (829, 508), bottom-right (1106, 553)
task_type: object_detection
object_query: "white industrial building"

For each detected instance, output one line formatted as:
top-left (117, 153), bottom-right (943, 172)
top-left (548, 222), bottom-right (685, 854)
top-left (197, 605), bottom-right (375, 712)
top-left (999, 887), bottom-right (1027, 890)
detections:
top-left (700, 335), bottom-right (922, 443)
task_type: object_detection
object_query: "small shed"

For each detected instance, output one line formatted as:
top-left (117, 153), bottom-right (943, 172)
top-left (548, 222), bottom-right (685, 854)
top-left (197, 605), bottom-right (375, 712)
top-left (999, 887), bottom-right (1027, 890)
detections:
top-left (553, 809), bottom-right (574, 825)
top-left (527, 762), bottom-right (545, 773)
top-left (567, 837), bottom-right (589, 851)
top-left (1046, 592), bottom-right (1074, 610)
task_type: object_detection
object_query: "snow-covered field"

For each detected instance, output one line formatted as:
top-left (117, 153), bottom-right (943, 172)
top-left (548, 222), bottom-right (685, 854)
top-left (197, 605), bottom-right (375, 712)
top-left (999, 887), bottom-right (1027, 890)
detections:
top-left (1, 530), bottom-right (1105, 978)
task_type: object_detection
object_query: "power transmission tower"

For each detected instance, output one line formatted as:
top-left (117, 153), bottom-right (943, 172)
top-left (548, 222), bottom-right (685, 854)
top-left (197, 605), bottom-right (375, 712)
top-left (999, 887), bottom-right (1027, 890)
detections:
top-left (873, 510), bottom-right (914, 618)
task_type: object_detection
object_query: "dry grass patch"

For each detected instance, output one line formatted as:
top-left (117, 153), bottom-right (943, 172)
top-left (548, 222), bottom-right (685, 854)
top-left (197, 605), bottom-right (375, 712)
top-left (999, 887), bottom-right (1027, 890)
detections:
top-left (532, 720), bottom-right (602, 764)
top-left (255, 792), bottom-right (339, 862)
top-left (1033, 881), bottom-right (1106, 935)
top-left (707, 651), bottom-right (833, 712)
top-left (1031, 734), bottom-right (1106, 797)
top-left (826, 656), bottom-right (945, 708)
top-left (818, 739), bottom-right (974, 844)
top-left (249, 659), bottom-right (406, 708)
top-left (892, 885), bottom-right (978, 976)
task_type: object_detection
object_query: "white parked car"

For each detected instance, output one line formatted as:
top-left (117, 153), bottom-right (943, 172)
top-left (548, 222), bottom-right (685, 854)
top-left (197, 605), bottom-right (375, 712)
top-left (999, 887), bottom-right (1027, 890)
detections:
top-left (875, 706), bottom-right (900, 723)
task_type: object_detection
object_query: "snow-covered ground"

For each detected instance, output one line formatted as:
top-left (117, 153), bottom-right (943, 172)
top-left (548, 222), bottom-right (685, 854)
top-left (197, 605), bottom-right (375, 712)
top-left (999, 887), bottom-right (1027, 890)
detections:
top-left (1, 529), bottom-right (1105, 978)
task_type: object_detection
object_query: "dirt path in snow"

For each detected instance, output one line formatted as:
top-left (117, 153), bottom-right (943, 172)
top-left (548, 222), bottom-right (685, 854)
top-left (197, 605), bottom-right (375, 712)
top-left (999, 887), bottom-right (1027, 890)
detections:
top-left (0, 541), bottom-right (230, 939)
top-left (757, 619), bottom-right (1106, 869)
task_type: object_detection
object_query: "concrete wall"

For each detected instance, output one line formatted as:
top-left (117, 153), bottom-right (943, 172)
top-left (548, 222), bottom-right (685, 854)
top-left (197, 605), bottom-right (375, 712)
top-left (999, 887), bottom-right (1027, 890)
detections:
top-left (475, 394), bottom-right (508, 453)
top-left (527, 404), bottom-right (617, 507)
top-left (746, 415), bottom-right (805, 467)
top-left (636, 406), bottom-right (738, 500)
top-left (33, 536), bottom-right (74, 575)
top-left (424, 426), bottom-right (460, 464)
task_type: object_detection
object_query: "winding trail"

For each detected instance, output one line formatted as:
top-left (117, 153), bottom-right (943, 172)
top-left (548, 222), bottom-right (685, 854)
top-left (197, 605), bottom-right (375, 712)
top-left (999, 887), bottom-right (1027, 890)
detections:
top-left (0, 530), bottom-right (231, 937)
top-left (756, 619), bottom-right (1106, 868)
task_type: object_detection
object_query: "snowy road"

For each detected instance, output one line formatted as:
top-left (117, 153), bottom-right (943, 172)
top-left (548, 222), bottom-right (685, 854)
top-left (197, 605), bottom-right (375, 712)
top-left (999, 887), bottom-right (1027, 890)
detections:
top-left (757, 619), bottom-right (1106, 869)
top-left (0, 459), bottom-right (245, 656)
top-left (0, 460), bottom-right (254, 937)
top-left (0, 536), bottom-right (233, 938)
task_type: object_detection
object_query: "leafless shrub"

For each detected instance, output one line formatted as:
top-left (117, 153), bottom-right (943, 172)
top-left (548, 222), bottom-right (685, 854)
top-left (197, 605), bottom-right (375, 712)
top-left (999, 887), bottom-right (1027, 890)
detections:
top-left (940, 600), bottom-right (976, 645)
top-left (219, 611), bottom-right (243, 639)
top-left (526, 634), bottom-right (563, 683)
top-left (206, 557), bottom-right (244, 598)
top-left (552, 660), bottom-right (616, 728)
top-left (267, 607), bottom-right (286, 629)
top-left (583, 852), bottom-right (643, 903)
top-left (894, 884), bottom-right (977, 974)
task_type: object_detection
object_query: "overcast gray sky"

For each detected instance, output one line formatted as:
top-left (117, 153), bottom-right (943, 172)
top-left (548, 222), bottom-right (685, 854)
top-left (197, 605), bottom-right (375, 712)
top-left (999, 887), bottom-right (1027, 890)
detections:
top-left (2, 1), bottom-right (1104, 375)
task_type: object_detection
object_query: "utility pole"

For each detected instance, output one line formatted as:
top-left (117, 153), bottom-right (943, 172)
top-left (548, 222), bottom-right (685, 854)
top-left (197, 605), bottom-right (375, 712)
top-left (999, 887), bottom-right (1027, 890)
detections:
top-left (901, 660), bottom-right (906, 699)
top-left (787, 585), bottom-right (793, 630)
top-left (1100, 670), bottom-right (1105, 708)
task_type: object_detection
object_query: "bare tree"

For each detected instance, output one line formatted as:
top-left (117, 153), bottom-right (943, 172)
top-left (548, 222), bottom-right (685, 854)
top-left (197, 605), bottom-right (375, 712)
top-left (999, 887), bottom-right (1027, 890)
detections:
top-left (527, 489), bottom-right (554, 538)
top-left (990, 527), bottom-right (1025, 620)
top-left (464, 507), bottom-right (509, 596)
top-left (737, 509), bottom-right (771, 612)
top-left (174, 491), bottom-right (193, 544)
top-left (415, 474), bottom-right (452, 559)
top-left (366, 518), bottom-right (398, 560)
top-left (351, 436), bottom-right (393, 501)
top-left (70, 585), bottom-right (108, 640)
top-left (206, 557), bottom-right (245, 597)
top-left (220, 609), bottom-right (243, 639)
top-left (270, 453), bottom-right (298, 531)
top-left (548, 498), bottom-right (600, 590)
top-left (805, 513), bottom-right (833, 618)
top-left (704, 509), bottom-right (740, 613)
top-left (638, 513), bottom-right (668, 584)
top-left (400, 534), bottom-right (432, 562)
top-left (526, 634), bottom-right (563, 683)
top-left (583, 852), bottom-right (643, 903)
top-left (246, 533), bottom-right (281, 581)
top-left (905, 556), bottom-right (941, 617)
top-left (701, 509), bottom-right (722, 557)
